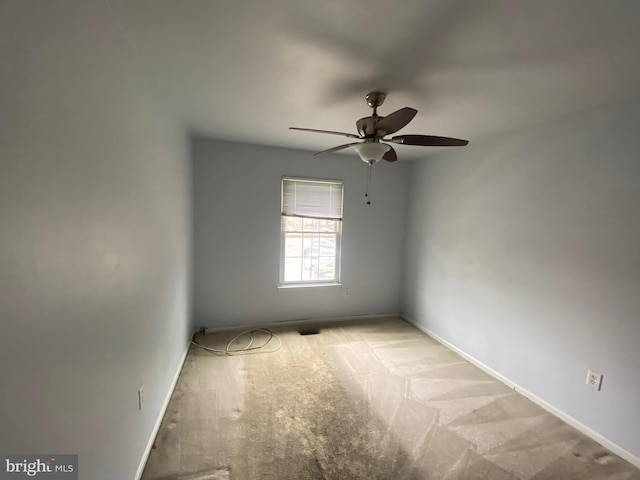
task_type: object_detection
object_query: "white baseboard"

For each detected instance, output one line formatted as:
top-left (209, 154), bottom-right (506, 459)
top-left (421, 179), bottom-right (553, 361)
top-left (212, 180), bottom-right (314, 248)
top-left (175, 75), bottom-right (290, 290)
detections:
top-left (134, 335), bottom-right (192, 480)
top-left (200, 312), bottom-right (401, 334)
top-left (401, 315), bottom-right (640, 469)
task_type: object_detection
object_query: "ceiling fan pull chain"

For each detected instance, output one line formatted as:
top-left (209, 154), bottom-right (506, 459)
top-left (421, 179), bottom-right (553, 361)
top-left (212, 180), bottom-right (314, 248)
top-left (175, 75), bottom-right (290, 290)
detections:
top-left (365, 161), bottom-right (373, 205)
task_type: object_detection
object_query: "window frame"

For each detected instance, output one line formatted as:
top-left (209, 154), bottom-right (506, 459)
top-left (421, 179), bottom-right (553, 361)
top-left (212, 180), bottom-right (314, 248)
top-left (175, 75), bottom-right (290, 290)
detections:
top-left (279, 177), bottom-right (343, 287)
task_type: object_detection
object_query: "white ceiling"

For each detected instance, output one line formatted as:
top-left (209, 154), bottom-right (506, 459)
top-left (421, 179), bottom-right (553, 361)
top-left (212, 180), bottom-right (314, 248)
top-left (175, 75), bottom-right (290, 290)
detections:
top-left (110, 0), bottom-right (640, 159)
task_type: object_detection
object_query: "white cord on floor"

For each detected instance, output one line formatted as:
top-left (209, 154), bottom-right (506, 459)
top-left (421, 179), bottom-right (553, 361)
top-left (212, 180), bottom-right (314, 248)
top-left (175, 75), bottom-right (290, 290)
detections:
top-left (191, 328), bottom-right (282, 356)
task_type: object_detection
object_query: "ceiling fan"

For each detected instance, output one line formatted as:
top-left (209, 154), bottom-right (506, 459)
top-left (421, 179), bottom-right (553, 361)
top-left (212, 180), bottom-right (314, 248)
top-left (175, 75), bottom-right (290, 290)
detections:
top-left (290, 91), bottom-right (469, 164)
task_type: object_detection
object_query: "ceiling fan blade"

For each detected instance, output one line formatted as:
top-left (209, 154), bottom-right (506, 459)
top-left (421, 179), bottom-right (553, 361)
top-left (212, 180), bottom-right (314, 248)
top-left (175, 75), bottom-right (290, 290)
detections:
top-left (375, 107), bottom-right (417, 136)
top-left (290, 127), bottom-right (361, 139)
top-left (390, 134), bottom-right (469, 147)
top-left (382, 146), bottom-right (397, 162)
top-left (314, 142), bottom-right (361, 156)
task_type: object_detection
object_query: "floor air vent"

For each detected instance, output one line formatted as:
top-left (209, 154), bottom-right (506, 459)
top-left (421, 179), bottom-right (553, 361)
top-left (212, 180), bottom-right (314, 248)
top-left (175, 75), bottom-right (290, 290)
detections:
top-left (299, 329), bottom-right (320, 336)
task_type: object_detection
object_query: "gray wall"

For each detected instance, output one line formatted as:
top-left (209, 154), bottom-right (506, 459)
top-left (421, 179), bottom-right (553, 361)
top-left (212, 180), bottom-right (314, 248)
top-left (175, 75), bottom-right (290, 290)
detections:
top-left (0, 3), bottom-right (192, 479)
top-left (402, 97), bottom-right (640, 457)
top-left (193, 139), bottom-right (409, 327)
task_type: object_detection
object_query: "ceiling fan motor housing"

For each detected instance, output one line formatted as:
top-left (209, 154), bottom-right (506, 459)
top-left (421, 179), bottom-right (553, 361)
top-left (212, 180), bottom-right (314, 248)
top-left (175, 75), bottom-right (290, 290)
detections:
top-left (356, 116), bottom-right (383, 138)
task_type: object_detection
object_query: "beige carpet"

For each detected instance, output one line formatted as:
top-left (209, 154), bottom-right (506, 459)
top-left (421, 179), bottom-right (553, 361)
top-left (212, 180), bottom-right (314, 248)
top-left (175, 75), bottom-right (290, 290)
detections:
top-left (142, 316), bottom-right (640, 480)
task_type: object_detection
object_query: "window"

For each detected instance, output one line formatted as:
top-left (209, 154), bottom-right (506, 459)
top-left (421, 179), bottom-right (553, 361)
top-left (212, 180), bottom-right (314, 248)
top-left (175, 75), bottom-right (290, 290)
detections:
top-left (280, 177), bottom-right (343, 285)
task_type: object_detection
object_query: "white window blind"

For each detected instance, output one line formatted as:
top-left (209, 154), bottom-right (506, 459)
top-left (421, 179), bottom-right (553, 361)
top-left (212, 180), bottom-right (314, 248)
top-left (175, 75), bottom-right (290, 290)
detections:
top-left (282, 177), bottom-right (343, 220)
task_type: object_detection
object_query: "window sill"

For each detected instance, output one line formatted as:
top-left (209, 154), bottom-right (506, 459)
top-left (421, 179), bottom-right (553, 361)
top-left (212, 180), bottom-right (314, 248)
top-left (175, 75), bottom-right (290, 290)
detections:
top-left (277, 282), bottom-right (343, 290)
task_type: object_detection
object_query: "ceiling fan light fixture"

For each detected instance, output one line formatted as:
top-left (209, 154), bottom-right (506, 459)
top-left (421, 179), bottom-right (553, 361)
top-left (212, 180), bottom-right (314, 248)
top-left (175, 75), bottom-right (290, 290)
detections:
top-left (353, 142), bottom-right (390, 163)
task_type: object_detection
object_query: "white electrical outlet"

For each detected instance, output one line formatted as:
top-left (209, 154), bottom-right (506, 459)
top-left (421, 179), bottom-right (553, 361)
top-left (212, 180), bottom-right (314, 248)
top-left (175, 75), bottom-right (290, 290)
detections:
top-left (138, 384), bottom-right (145, 410)
top-left (343, 288), bottom-right (350, 297)
top-left (586, 370), bottom-right (603, 391)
